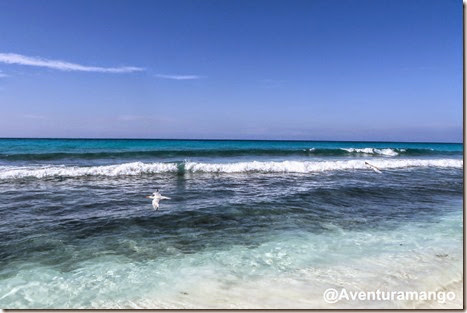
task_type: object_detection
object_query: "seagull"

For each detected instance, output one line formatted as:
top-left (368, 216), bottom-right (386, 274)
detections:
top-left (145, 189), bottom-right (171, 210)
top-left (365, 161), bottom-right (382, 174)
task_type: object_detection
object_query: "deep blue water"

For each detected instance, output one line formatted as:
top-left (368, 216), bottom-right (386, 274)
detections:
top-left (0, 139), bottom-right (463, 308)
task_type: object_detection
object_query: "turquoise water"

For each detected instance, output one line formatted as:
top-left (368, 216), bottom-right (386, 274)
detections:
top-left (0, 139), bottom-right (463, 308)
top-left (0, 138), bottom-right (461, 155)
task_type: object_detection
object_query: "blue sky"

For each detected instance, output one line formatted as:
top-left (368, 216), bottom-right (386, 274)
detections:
top-left (0, 0), bottom-right (462, 141)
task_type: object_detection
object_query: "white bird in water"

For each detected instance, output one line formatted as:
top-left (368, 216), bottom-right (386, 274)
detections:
top-left (145, 189), bottom-right (171, 210)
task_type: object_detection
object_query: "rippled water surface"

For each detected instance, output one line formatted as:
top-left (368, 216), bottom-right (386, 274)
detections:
top-left (0, 139), bottom-right (463, 308)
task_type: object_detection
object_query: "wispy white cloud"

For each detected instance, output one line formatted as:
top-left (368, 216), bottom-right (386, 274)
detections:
top-left (155, 74), bottom-right (202, 80)
top-left (117, 115), bottom-right (147, 121)
top-left (0, 70), bottom-right (8, 78)
top-left (0, 53), bottom-right (144, 73)
top-left (23, 114), bottom-right (46, 119)
top-left (117, 114), bottom-right (174, 122)
top-left (260, 79), bottom-right (284, 88)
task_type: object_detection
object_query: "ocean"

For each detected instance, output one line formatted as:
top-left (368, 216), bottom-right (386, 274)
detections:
top-left (0, 138), bottom-right (463, 308)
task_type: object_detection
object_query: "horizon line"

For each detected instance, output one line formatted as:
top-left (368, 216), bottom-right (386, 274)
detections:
top-left (0, 137), bottom-right (462, 145)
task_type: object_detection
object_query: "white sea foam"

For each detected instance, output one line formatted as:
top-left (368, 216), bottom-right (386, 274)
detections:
top-left (340, 148), bottom-right (403, 156)
top-left (0, 162), bottom-right (178, 179)
top-left (0, 159), bottom-right (462, 179)
top-left (184, 159), bottom-right (461, 173)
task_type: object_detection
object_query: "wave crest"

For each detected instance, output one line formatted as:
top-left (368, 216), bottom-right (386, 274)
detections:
top-left (0, 162), bottom-right (178, 179)
top-left (0, 159), bottom-right (462, 179)
top-left (340, 148), bottom-right (402, 156)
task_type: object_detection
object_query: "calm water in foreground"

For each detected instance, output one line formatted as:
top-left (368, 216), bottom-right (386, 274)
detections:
top-left (0, 139), bottom-right (463, 308)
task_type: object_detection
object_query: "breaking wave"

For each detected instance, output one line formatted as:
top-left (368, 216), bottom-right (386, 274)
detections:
top-left (339, 148), bottom-right (401, 156)
top-left (0, 159), bottom-right (462, 179)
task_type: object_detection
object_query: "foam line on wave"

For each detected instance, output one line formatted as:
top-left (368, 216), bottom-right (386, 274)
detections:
top-left (0, 159), bottom-right (462, 179)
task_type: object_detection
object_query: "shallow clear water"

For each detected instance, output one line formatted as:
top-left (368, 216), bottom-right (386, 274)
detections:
top-left (0, 139), bottom-right (463, 308)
